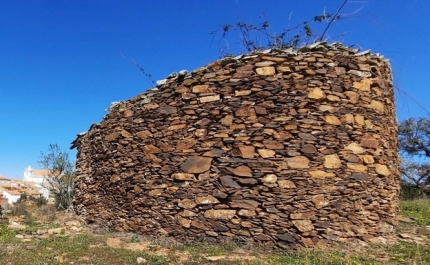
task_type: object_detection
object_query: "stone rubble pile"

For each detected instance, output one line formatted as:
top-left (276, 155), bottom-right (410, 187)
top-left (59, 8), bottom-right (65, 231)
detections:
top-left (72, 42), bottom-right (400, 248)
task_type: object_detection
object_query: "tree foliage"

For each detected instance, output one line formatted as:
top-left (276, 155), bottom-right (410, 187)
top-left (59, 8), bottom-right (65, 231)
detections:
top-left (399, 117), bottom-right (430, 198)
top-left (38, 144), bottom-right (75, 211)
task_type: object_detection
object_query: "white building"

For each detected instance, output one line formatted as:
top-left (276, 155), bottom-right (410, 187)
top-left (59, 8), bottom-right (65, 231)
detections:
top-left (23, 165), bottom-right (52, 199)
top-left (1, 188), bottom-right (21, 204)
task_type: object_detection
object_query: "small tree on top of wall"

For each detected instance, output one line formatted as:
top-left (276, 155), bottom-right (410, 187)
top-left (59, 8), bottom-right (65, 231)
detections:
top-left (210, 0), bottom-right (360, 56)
top-left (38, 144), bottom-right (75, 211)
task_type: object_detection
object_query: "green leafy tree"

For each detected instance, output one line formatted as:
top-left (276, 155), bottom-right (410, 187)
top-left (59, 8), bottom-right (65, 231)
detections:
top-left (38, 144), bottom-right (75, 210)
top-left (399, 117), bottom-right (430, 198)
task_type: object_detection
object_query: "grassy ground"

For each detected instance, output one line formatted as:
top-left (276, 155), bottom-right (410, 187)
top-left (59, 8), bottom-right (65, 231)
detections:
top-left (400, 199), bottom-right (430, 226)
top-left (0, 200), bottom-right (429, 265)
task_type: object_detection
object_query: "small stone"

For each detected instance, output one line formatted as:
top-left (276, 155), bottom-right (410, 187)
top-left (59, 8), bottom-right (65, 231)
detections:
top-left (263, 140), bottom-right (284, 149)
top-left (200, 94), bottom-right (221, 103)
top-left (205, 256), bottom-right (226, 261)
top-left (235, 90), bottom-right (252, 96)
top-left (181, 157), bottom-right (212, 173)
top-left (278, 180), bottom-right (296, 188)
top-left (148, 189), bottom-right (163, 196)
top-left (204, 209), bottom-right (236, 220)
top-left (324, 154), bottom-right (342, 169)
top-left (325, 116), bottom-right (341, 125)
top-left (238, 209), bottom-right (256, 217)
top-left (345, 143), bottom-right (366, 154)
top-left (345, 91), bottom-right (360, 103)
top-left (286, 156), bottom-right (310, 169)
top-left (195, 195), bottom-right (219, 205)
top-left (301, 144), bottom-right (317, 154)
top-left (360, 155), bottom-right (375, 164)
top-left (309, 170), bottom-right (336, 179)
top-left (298, 133), bottom-right (317, 141)
top-left (136, 130), bottom-right (153, 138)
top-left (178, 199), bottom-right (197, 209)
top-left (192, 84), bottom-right (210, 93)
top-left (137, 257), bottom-right (147, 264)
top-left (230, 165), bottom-right (252, 177)
top-left (219, 176), bottom-right (241, 188)
top-left (276, 233), bottom-right (296, 242)
top-left (292, 220), bottom-right (314, 232)
top-left (172, 173), bottom-right (195, 181)
top-left (375, 164), bottom-right (390, 176)
top-left (307, 87), bottom-right (326, 100)
top-left (327, 95), bottom-right (340, 101)
top-left (312, 195), bottom-right (329, 209)
top-left (347, 163), bottom-right (368, 173)
top-left (256, 66), bottom-right (276, 75)
top-left (370, 100), bottom-right (385, 113)
top-left (238, 145), bottom-right (255, 158)
top-left (360, 135), bottom-right (379, 148)
top-left (352, 173), bottom-right (369, 181)
top-left (258, 149), bottom-right (276, 158)
top-left (353, 79), bottom-right (372, 91)
top-left (261, 174), bottom-right (277, 184)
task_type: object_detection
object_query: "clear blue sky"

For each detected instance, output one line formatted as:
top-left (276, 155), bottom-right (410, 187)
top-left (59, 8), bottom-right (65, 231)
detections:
top-left (1, 0), bottom-right (429, 179)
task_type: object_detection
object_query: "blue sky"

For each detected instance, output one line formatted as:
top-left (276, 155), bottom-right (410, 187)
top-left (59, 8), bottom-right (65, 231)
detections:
top-left (1, 0), bottom-right (429, 179)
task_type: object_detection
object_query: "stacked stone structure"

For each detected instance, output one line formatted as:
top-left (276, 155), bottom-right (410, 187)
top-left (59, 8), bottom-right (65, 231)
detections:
top-left (72, 43), bottom-right (400, 248)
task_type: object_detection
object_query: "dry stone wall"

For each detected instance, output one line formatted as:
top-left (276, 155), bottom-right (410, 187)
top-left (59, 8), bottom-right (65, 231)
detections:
top-left (72, 43), bottom-right (400, 248)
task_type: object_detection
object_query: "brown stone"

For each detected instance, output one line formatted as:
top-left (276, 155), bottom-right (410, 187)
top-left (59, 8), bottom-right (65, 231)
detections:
top-left (258, 149), bottom-right (276, 158)
top-left (192, 84), bottom-right (210, 93)
top-left (204, 209), bottom-right (236, 220)
top-left (278, 180), bottom-right (296, 188)
top-left (181, 157), bottom-right (212, 173)
top-left (229, 165), bottom-right (252, 177)
top-left (143, 145), bottom-right (161, 154)
top-left (360, 155), bottom-right (375, 164)
top-left (261, 174), bottom-right (277, 184)
top-left (178, 199), bottom-right (197, 209)
top-left (292, 220), bottom-right (314, 232)
top-left (345, 91), bottom-right (360, 103)
top-left (177, 216), bottom-right (191, 228)
top-left (353, 79), bottom-right (372, 91)
top-left (347, 163), bottom-right (368, 173)
top-left (324, 154), bottom-right (342, 169)
top-left (136, 130), bottom-right (153, 138)
top-left (200, 94), bottom-right (221, 103)
top-left (263, 140), bottom-right (284, 149)
top-left (307, 87), bottom-right (326, 100)
top-left (309, 171), bottom-right (336, 179)
top-left (312, 195), bottom-right (329, 209)
top-left (235, 90), bottom-right (252, 96)
top-left (172, 173), bottom-right (195, 181)
top-left (286, 156), bottom-right (310, 169)
top-left (238, 145), bottom-right (255, 158)
top-left (325, 116), bottom-right (341, 125)
top-left (360, 135), bottom-right (379, 148)
top-left (301, 144), bottom-right (317, 154)
top-left (236, 107), bottom-right (256, 117)
top-left (237, 209), bottom-right (256, 217)
top-left (375, 164), bottom-right (390, 176)
top-left (370, 100), bottom-right (385, 113)
top-left (230, 200), bottom-right (259, 209)
top-left (345, 143), bottom-right (366, 154)
top-left (256, 66), bottom-right (276, 75)
top-left (148, 189), bottom-right (163, 196)
top-left (195, 195), bottom-right (219, 205)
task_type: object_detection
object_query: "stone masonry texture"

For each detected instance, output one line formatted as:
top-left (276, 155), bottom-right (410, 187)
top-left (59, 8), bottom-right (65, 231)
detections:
top-left (72, 43), bottom-right (400, 248)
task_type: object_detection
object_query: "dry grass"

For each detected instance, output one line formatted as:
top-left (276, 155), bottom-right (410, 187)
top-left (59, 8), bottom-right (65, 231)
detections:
top-left (0, 199), bottom-right (429, 265)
